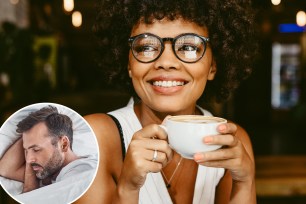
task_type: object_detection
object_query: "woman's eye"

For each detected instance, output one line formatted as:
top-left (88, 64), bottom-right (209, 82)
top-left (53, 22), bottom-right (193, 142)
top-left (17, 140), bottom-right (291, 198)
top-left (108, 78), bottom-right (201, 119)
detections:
top-left (178, 44), bottom-right (198, 52)
top-left (135, 45), bottom-right (158, 53)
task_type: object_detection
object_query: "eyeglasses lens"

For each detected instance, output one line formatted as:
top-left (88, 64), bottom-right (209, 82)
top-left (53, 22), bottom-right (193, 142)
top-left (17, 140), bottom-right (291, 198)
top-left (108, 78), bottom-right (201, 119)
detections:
top-left (132, 35), bottom-right (162, 62)
top-left (175, 35), bottom-right (205, 62)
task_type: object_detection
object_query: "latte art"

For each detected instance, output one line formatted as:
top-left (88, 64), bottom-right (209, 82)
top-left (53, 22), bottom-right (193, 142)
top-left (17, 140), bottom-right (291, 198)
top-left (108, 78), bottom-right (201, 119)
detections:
top-left (169, 115), bottom-right (226, 124)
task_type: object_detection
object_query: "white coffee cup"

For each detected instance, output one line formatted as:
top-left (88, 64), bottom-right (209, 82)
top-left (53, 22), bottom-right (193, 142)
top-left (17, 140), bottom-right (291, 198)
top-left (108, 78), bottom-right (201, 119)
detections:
top-left (161, 115), bottom-right (227, 159)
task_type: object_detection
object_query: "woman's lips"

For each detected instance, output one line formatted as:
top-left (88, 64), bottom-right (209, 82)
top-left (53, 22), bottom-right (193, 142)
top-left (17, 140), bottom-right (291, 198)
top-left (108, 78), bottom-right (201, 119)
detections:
top-left (149, 80), bottom-right (188, 94)
top-left (152, 80), bottom-right (186, 87)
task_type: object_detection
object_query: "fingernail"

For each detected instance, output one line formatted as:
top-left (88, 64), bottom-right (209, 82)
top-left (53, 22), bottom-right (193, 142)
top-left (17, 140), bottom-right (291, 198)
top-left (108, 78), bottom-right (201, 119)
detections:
top-left (204, 136), bottom-right (213, 144)
top-left (194, 153), bottom-right (204, 161)
top-left (218, 124), bottom-right (226, 132)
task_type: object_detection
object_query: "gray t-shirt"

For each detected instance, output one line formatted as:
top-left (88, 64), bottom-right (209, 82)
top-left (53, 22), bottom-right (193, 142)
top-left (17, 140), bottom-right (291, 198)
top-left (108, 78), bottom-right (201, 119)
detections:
top-left (55, 154), bottom-right (97, 183)
top-left (15, 154), bottom-right (98, 204)
top-left (38, 154), bottom-right (98, 187)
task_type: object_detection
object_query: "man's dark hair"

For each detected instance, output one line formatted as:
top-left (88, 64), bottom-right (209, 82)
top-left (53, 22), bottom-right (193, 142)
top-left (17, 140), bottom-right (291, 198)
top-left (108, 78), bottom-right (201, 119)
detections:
top-left (16, 105), bottom-right (74, 149)
top-left (93, 0), bottom-right (258, 103)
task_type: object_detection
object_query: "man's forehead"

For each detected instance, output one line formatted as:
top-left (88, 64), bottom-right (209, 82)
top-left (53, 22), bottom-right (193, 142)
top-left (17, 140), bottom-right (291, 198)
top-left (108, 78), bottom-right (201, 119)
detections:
top-left (23, 138), bottom-right (52, 150)
top-left (22, 122), bottom-right (52, 149)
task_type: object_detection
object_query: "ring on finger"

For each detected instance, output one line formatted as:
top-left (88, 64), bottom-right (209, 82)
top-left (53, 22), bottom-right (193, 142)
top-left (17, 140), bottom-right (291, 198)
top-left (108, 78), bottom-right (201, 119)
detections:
top-left (152, 149), bottom-right (158, 162)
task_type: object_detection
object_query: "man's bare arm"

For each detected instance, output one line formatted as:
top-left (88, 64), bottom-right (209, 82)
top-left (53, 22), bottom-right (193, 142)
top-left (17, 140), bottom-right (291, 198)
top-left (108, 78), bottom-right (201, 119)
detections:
top-left (22, 162), bottom-right (39, 193)
top-left (0, 137), bottom-right (26, 182)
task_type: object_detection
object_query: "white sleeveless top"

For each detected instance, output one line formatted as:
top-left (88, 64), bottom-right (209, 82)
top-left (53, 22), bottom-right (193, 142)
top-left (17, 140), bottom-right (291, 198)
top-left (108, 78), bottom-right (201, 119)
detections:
top-left (108, 103), bottom-right (225, 204)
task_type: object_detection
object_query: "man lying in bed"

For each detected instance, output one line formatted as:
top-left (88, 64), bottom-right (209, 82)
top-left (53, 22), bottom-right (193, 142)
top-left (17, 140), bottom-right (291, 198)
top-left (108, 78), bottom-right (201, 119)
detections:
top-left (0, 105), bottom-right (95, 193)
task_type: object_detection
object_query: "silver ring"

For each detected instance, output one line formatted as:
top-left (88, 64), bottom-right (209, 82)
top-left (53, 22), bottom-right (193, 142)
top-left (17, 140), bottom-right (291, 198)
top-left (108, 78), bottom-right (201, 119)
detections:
top-left (152, 150), bottom-right (158, 162)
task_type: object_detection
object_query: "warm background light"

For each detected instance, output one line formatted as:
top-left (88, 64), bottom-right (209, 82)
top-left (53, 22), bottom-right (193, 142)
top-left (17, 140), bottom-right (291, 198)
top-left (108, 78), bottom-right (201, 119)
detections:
top-left (9, 0), bottom-right (19, 5)
top-left (296, 11), bottom-right (306, 27)
top-left (63, 0), bottom-right (74, 12)
top-left (271, 0), bottom-right (281, 6)
top-left (72, 11), bottom-right (82, 27)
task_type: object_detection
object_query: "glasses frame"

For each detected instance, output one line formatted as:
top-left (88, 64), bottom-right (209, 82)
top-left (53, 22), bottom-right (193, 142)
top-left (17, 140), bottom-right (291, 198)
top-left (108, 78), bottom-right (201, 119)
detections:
top-left (128, 33), bottom-right (210, 63)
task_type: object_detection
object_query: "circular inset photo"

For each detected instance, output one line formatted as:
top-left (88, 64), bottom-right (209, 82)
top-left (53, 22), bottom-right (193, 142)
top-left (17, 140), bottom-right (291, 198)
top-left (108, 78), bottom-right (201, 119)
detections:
top-left (0, 103), bottom-right (99, 204)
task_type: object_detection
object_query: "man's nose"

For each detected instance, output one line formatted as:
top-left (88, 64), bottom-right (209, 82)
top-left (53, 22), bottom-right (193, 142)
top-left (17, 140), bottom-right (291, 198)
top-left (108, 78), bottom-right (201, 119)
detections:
top-left (26, 152), bottom-right (36, 163)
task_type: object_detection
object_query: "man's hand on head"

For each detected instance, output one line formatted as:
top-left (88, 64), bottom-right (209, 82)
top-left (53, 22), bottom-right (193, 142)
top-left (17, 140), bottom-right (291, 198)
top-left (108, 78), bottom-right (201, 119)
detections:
top-left (22, 162), bottom-right (39, 193)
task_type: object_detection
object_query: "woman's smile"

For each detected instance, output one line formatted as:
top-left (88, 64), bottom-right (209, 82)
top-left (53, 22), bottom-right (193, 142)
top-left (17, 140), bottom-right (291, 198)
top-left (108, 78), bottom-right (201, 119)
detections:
top-left (148, 76), bottom-right (189, 95)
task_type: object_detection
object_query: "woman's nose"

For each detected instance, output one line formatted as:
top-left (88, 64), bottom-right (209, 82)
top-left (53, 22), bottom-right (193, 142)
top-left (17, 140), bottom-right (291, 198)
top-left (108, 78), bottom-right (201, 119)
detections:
top-left (155, 44), bottom-right (180, 70)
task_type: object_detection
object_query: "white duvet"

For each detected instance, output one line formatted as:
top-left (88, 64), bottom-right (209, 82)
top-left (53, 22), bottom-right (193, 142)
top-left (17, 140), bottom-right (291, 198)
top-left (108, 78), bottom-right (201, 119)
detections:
top-left (0, 103), bottom-right (99, 204)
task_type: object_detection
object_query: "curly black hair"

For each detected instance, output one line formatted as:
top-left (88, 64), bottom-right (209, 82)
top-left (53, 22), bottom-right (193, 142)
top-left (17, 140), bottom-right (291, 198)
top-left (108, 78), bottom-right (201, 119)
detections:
top-left (93, 0), bottom-right (258, 103)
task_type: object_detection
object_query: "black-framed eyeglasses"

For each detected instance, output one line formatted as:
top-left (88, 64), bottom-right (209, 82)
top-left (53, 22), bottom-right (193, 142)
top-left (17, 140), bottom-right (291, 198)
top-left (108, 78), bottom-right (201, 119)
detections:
top-left (128, 33), bottom-right (209, 63)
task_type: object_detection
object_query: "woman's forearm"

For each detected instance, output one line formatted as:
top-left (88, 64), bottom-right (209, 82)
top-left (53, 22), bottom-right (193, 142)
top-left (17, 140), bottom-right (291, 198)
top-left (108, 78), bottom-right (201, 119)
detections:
top-left (112, 183), bottom-right (140, 204)
top-left (229, 178), bottom-right (257, 204)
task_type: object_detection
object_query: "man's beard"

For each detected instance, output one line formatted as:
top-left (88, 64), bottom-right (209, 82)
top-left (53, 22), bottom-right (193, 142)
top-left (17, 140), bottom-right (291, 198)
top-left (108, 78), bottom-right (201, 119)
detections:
top-left (33, 148), bottom-right (64, 180)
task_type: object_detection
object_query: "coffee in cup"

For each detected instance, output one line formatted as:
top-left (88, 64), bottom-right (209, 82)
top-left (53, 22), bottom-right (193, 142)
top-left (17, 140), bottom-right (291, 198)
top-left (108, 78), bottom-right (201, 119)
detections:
top-left (161, 115), bottom-right (227, 159)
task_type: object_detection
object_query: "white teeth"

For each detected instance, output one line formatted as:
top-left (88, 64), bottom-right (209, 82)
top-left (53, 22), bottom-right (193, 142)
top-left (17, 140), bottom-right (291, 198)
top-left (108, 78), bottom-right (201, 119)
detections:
top-left (152, 81), bottom-right (185, 87)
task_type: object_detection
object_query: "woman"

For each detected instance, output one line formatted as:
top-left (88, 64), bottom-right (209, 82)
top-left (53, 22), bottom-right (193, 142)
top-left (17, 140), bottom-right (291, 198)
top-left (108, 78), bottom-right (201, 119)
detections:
top-left (77, 0), bottom-right (258, 203)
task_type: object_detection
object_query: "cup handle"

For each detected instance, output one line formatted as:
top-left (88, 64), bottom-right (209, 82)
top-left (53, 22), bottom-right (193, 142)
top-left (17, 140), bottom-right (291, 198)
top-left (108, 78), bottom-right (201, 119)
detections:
top-left (159, 124), bottom-right (174, 149)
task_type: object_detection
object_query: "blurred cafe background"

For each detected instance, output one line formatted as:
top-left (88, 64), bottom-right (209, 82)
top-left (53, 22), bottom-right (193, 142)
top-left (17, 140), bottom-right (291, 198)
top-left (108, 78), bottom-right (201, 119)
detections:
top-left (0, 0), bottom-right (306, 203)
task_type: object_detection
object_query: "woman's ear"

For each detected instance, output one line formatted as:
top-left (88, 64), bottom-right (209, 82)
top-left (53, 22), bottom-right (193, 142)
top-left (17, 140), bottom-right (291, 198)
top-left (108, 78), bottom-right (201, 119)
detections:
top-left (128, 65), bottom-right (132, 78)
top-left (208, 59), bottom-right (217, 80)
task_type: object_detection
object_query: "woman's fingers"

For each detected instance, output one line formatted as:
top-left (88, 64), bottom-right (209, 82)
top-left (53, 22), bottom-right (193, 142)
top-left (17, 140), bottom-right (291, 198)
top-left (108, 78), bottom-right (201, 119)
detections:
top-left (131, 124), bottom-right (173, 161)
top-left (141, 148), bottom-right (169, 165)
top-left (194, 146), bottom-right (241, 163)
top-left (194, 124), bottom-right (254, 182)
top-left (146, 150), bottom-right (169, 168)
top-left (127, 124), bottom-right (173, 173)
top-left (120, 124), bottom-right (174, 189)
top-left (217, 122), bottom-right (237, 135)
top-left (133, 124), bottom-right (168, 140)
top-left (201, 122), bottom-right (238, 147)
top-left (203, 134), bottom-right (239, 147)
top-left (130, 137), bottom-right (172, 160)
top-left (126, 148), bottom-right (168, 175)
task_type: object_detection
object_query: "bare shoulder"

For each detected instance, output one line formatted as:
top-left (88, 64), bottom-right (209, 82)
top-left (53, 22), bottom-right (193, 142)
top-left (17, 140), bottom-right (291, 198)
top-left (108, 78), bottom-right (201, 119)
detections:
top-left (84, 113), bottom-right (117, 136)
top-left (75, 113), bottom-right (123, 203)
top-left (85, 113), bottom-right (120, 142)
top-left (84, 113), bottom-right (123, 165)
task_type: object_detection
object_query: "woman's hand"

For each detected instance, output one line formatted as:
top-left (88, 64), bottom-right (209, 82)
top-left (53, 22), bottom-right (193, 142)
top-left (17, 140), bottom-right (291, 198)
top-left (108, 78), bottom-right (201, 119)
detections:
top-left (194, 122), bottom-right (255, 184)
top-left (118, 124), bottom-right (173, 191)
